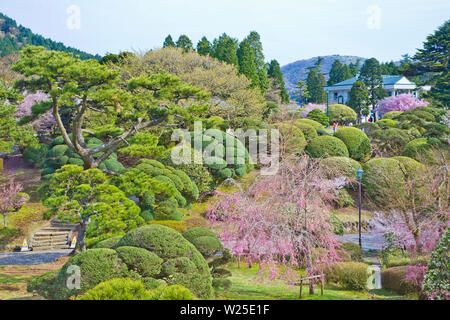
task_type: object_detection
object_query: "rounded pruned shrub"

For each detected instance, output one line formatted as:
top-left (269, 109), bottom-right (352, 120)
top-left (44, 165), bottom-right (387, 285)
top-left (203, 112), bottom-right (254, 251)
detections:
top-left (116, 225), bottom-right (213, 299)
top-left (273, 122), bottom-right (307, 156)
top-left (296, 118), bottom-right (323, 129)
top-left (92, 236), bottom-right (123, 249)
top-left (382, 111), bottom-right (403, 119)
top-left (320, 156), bottom-right (360, 179)
top-left (148, 284), bottom-right (195, 300)
top-left (377, 119), bottom-right (398, 129)
top-left (334, 127), bottom-right (371, 162)
top-left (293, 121), bottom-right (318, 142)
top-left (328, 104), bottom-right (357, 124)
top-left (78, 278), bottom-right (151, 300)
top-left (354, 122), bottom-right (380, 137)
top-left (116, 246), bottom-right (163, 277)
top-left (55, 249), bottom-right (129, 299)
top-left (392, 156), bottom-right (425, 175)
top-left (402, 138), bottom-right (434, 163)
top-left (306, 136), bottom-right (349, 158)
top-left (362, 158), bottom-right (406, 207)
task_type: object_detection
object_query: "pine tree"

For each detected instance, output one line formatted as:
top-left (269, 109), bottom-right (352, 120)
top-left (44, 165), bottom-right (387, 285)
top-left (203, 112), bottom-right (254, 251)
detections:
top-left (358, 58), bottom-right (387, 109)
top-left (211, 33), bottom-right (238, 66)
top-left (245, 31), bottom-right (269, 94)
top-left (349, 59), bottom-right (361, 77)
top-left (267, 59), bottom-right (289, 103)
top-left (328, 60), bottom-right (344, 86)
top-left (306, 58), bottom-right (327, 103)
top-left (411, 20), bottom-right (449, 106)
top-left (237, 39), bottom-right (259, 87)
top-left (176, 35), bottom-right (193, 52)
top-left (196, 37), bottom-right (212, 56)
top-left (348, 81), bottom-right (370, 122)
top-left (163, 35), bottom-right (175, 48)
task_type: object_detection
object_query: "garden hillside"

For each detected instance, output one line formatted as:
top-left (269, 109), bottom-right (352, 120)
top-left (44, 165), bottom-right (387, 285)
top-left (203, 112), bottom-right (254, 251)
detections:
top-left (0, 20), bottom-right (449, 301)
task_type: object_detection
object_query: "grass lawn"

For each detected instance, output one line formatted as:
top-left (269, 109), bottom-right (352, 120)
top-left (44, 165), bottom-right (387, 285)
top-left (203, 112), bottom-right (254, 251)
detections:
top-left (215, 262), bottom-right (407, 300)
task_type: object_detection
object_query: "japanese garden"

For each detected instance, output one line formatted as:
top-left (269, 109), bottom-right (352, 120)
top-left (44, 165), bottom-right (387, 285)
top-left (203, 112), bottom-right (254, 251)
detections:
top-left (0, 3), bottom-right (448, 305)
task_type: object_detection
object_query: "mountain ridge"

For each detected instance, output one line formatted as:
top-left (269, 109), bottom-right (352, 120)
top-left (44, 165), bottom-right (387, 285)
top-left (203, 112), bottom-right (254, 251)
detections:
top-left (281, 55), bottom-right (367, 94)
top-left (0, 12), bottom-right (100, 60)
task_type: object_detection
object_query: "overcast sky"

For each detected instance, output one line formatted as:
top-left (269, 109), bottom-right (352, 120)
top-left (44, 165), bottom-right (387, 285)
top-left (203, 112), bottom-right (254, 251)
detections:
top-left (1, 0), bottom-right (448, 65)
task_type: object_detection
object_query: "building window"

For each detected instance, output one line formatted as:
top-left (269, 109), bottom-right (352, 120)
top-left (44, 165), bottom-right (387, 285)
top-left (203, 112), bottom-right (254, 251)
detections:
top-left (388, 91), bottom-right (392, 96)
top-left (338, 96), bottom-right (344, 104)
top-left (334, 92), bottom-right (338, 100)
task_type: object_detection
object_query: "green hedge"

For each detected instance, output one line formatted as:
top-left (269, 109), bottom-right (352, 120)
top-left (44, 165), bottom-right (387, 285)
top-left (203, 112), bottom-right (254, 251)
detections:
top-left (382, 266), bottom-right (421, 295)
top-left (306, 136), bottom-right (349, 158)
top-left (293, 121), bottom-right (318, 142)
top-left (334, 127), bottom-right (371, 162)
top-left (325, 262), bottom-right (369, 291)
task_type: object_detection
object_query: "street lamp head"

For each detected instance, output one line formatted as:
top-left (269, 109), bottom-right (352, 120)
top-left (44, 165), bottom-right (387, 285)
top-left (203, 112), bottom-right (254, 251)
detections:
top-left (357, 167), bottom-right (363, 180)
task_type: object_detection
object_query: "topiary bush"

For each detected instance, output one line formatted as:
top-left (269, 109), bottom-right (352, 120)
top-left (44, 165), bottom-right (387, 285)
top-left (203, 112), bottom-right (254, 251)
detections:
top-left (78, 278), bottom-right (151, 300)
top-left (325, 262), bottom-right (369, 291)
top-left (328, 104), bottom-right (357, 125)
top-left (273, 122), bottom-right (307, 157)
top-left (148, 284), bottom-right (195, 300)
top-left (362, 158), bottom-right (406, 207)
top-left (188, 129), bottom-right (253, 181)
top-left (391, 156), bottom-right (425, 175)
top-left (92, 236), bottom-right (123, 249)
top-left (372, 128), bottom-right (415, 156)
top-left (354, 122), bottom-right (380, 137)
top-left (402, 138), bottom-right (434, 163)
top-left (41, 135), bottom-right (124, 179)
top-left (307, 109), bottom-right (330, 126)
top-left (306, 136), bottom-right (349, 158)
top-left (320, 156), bottom-right (360, 179)
top-left (296, 118), bottom-right (323, 129)
top-left (182, 227), bottom-right (223, 257)
top-left (377, 119), bottom-right (399, 129)
top-left (293, 121), bottom-right (318, 142)
top-left (32, 248), bottom-right (130, 300)
top-left (116, 246), bottom-right (164, 277)
top-left (115, 225), bottom-right (213, 299)
top-left (29, 226), bottom-right (214, 300)
top-left (113, 159), bottom-right (200, 221)
top-left (382, 111), bottom-right (403, 119)
top-left (334, 127), bottom-right (371, 162)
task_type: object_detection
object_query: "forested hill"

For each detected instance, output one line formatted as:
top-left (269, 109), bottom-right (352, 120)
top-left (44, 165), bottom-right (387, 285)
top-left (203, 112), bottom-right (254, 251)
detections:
top-left (281, 55), bottom-right (366, 94)
top-left (0, 12), bottom-right (100, 60)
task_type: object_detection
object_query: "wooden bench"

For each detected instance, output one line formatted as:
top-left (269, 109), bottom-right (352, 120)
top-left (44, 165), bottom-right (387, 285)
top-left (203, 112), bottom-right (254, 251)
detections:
top-left (293, 274), bottom-right (325, 298)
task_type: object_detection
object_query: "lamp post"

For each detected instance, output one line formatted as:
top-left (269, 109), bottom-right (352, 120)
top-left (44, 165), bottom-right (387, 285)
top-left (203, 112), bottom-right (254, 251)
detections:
top-left (357, 167), bottom-right (364, 249)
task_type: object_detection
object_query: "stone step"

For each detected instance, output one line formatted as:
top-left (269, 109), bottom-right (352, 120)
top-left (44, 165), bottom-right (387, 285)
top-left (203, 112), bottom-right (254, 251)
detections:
top-left (34, 231), bottom-right (70, 236)
top-left (33, 245), bottom-right (70, 251)
top-left (33, 237), bottom-right (68, 243)
top-left (33, 241), bottom-right (68, 246)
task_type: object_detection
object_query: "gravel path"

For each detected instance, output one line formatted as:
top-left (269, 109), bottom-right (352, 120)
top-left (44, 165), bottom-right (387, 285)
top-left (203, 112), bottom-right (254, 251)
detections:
top-left (0, 250), bottom-right (73, 266)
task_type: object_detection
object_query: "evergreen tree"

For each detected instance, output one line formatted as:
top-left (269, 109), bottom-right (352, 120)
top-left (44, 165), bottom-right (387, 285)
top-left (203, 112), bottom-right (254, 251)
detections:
top-left (245, 31), bottom-right (269, 94)
top-left (328, 60), bottom-right (344, 86)
top-left (358, 58), bottom-right (387, 109)
top-left (211, 33), bottom-right (238, 66)
top-left (176, 35), bottom-right (193, 52)
top-left (348, 81), bottom-right (370, 122)
top-left (267, 59), bottom-right (289, 103)
top-left (163, 35), bottom-right (175, 48)
top-left (294, 80), bottom-right (310, 104)
top-left (349, 59), bottom-right (361, 77)
top-left (237, 39), bottom-right (259, 87)
top-left (196, 37), bottom-right (212, 56)
top-left (411, 20), bottom-right (449, 106)
top-left (328, 60), bottom-right (353, 86)
top-left (306, 58), bottom-right (327, 103)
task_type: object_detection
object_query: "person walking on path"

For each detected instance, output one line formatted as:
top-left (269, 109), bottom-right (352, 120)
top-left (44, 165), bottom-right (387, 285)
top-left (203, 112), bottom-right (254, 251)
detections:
top-left (333, 121), bottom-right (338, 134)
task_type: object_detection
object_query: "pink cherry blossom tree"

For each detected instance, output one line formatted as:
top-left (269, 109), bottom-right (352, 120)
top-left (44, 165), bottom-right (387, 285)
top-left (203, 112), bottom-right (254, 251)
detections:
top-left (377, 94), bottom-right (429, 116)
top-left (300, 103), bottom-right (326, 117)
top-left (14, 92), bottom-right (56, 134)
top-left (207, 156), bottom-right (343, 284)
top-left (0, 179), bottom-right (30, 228)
